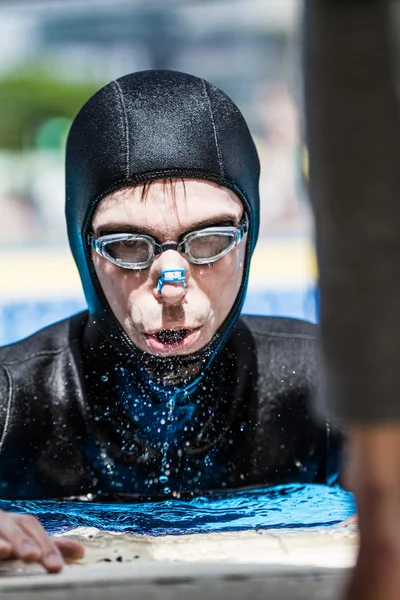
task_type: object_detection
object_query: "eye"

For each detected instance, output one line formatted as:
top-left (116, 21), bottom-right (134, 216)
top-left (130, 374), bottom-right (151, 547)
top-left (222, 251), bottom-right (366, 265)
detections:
top-left (189, 234), bottom-right (235, 259)
top-left (120, 239), bottom-right (139, 248)
top-left (106, 239), bottom-right (151, 263)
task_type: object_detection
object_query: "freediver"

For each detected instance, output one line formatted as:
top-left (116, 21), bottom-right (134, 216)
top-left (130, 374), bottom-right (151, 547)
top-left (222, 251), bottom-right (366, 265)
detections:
top-left (0, 70), bottom-right (341, 571)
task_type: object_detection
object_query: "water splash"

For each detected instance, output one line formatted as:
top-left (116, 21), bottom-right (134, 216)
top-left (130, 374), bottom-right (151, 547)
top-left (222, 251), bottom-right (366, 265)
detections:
top-left (140, 372), bottom-right (203, 494)
top-left (0, 484), bottom-right (355, 536)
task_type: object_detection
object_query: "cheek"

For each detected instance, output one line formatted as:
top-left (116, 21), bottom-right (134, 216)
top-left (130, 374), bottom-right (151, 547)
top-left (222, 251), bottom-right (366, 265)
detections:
top-left (92, 253), bottom-right (146, 313)
top-left (193, 246), bottom-right (245, 306)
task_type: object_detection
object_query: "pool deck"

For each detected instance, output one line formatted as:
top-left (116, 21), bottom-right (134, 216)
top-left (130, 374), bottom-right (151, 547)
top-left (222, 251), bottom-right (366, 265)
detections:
top-left (0, 526), bottom-right (357, 599)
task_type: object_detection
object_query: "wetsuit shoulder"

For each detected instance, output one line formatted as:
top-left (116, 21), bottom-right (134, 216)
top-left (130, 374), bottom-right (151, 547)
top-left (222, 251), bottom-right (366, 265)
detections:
top-left (0, 311), bottom-right (89, 498)
top-left (231, 315), bottom-right (319, 378)
top-left (0, 310), bottom-right (88, 364)
top-left (239, 314), bottom-right (318, 373)
top-left (236, 314), bottom-right (317, 338)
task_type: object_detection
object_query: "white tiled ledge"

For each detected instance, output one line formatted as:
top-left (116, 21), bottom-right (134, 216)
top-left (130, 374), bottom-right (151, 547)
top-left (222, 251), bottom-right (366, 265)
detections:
top-left (0, 527), bottom-right (357, 600)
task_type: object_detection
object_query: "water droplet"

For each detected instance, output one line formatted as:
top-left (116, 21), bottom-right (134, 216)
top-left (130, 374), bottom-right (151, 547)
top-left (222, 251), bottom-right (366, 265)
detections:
top-left (101, 375), bottom-right (108, 382)
top-left (163, 487), bottom-right (171, 494)
top-left (159, 475), bottom-right (169, 484)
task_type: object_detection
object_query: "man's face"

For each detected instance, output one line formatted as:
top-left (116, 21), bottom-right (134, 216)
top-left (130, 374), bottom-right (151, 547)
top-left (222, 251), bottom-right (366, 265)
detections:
top-left (91, 179), bottom-right (247, 357)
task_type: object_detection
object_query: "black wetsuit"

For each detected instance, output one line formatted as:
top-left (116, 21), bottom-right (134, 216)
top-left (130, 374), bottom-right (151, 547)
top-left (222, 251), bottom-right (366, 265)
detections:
top-left (0, 313), bottom-right (340, 500)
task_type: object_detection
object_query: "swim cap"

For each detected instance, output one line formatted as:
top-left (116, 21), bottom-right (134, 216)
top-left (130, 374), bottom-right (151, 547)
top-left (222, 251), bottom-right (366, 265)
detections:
top-left (65, 70), bottom-right (260, 373)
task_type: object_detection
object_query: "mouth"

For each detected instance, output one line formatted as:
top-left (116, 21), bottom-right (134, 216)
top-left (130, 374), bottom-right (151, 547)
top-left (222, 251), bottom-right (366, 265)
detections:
top-left (143, 327), bottom-right (202, 354)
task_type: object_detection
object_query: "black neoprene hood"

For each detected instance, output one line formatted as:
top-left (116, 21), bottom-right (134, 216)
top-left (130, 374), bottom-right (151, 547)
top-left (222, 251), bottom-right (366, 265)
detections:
top-left (65, 69), bottom-right (260, 362)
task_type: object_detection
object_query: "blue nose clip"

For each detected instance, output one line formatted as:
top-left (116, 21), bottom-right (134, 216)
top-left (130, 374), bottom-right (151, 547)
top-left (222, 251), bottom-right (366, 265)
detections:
top-left (157, 269), bottom-right (187, 293)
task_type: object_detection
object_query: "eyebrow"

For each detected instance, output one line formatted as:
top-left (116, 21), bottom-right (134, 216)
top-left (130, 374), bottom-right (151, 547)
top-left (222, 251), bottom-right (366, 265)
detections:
top-left (93, 213), bottom-right (240, 237)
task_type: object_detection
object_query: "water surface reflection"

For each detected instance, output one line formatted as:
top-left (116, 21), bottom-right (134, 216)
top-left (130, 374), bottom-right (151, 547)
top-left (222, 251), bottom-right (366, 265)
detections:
top-left (0, 484), bottom-right (355, 536)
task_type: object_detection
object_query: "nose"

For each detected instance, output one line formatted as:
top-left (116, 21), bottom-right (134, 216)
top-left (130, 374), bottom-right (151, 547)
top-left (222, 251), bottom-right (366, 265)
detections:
top-left (160, 279), bottom-right (187, 304)
top-left (154, 250), bottom-right (188, 304)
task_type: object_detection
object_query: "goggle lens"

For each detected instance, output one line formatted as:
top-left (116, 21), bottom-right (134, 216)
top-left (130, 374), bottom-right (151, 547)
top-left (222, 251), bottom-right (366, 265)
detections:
top-left (106, 237), bottom-right (152, 264)
top-left (187, 233), bottom-right (236, 260)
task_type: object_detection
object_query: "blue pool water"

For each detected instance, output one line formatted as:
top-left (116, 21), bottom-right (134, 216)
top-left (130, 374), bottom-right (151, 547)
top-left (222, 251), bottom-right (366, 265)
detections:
top-left (0, 485), bottom-right (354, 536)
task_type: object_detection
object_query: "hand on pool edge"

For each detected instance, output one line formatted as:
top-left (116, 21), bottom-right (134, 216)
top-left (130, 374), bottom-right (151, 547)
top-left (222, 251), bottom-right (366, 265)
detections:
top-left (0, 511), bottom-right (84, 572)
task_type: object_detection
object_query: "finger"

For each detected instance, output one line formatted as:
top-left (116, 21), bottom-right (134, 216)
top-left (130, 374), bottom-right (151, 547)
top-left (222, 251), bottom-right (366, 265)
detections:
top-left (54, 538), bottom-right (85, 561)
top-left (0, 514), bottom-right (41, 562)
top-left (17, 515), bottom-right (64, 573)
top-left (0, 538), bottom-right (13, 560)
top-left (339, 514), bottom-right (359, 528)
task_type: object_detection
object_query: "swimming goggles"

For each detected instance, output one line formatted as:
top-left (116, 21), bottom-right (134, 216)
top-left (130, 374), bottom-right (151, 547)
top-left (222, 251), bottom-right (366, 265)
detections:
top-left (88, 215), bottom-right (248, 271)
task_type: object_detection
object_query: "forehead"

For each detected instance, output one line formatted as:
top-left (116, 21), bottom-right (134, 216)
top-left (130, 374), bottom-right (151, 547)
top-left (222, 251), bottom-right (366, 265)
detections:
top-left (91, 179), bottom-right (243, 231)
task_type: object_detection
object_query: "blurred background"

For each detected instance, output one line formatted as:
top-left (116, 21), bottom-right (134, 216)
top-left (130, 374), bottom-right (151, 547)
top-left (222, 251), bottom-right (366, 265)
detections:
top-left (0, 0), bottom-right (317, 346)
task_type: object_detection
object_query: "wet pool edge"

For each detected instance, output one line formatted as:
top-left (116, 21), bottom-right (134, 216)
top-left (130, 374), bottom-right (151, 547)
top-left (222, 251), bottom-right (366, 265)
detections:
top-left (0, 527), bottom-right (357, 600)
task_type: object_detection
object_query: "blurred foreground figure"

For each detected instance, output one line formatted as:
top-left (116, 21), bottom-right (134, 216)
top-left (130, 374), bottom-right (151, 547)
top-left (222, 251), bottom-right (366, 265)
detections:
top-left (303, 1), bottom-right (400, 598)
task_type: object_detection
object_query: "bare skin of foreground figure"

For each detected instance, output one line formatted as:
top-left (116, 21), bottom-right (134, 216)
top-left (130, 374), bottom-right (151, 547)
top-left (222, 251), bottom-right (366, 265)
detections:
top-left (344, 429), bottom-right (400, 600)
